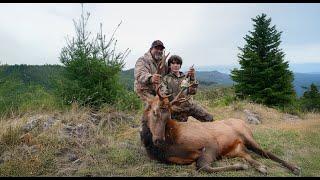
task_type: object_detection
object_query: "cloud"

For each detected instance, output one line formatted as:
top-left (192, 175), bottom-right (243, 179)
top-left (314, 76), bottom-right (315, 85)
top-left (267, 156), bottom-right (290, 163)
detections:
top-left (0, 3), bottom-right (319, 70)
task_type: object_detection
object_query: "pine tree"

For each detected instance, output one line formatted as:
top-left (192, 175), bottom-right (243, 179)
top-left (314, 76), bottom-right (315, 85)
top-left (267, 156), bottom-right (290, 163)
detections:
top-left (231, 13), bottom-right (295, 107)
top-left (58, 5), bottom-right (130, 108)
top-left (301, 83), bottom-right (320, 112)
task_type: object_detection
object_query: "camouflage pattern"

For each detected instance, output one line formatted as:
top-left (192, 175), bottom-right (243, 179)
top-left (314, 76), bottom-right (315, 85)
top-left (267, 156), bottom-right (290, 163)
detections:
top-left (134, 51), bottom-right (168, 100)
top-left (160, 71), bottom-right (213, 122)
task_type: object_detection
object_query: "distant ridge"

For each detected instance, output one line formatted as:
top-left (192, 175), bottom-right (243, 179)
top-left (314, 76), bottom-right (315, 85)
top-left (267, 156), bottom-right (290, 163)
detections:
top-left (180, 63), bottom-right (320, 75)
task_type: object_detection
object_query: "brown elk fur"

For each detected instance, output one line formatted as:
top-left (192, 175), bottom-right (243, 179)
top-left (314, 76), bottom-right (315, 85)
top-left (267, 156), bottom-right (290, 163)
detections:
top-left (140, 95), bottom-right (301, 175)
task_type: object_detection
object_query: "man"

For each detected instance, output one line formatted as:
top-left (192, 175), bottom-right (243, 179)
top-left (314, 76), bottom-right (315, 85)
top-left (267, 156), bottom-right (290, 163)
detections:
top-left (160, 55), bottom-right (214, 122)
top-left (134, 40), bottom-right (169, 101)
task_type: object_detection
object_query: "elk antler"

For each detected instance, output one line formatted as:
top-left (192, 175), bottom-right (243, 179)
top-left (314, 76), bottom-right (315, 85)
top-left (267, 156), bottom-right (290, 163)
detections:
top-left (169, 81), bottom-right (196, 106)
top-left (156, 85), bottom-right (171, 100)
top-left (156, 51), bottom-right (170, 74)
top-left (154, 51), bottom-right (170, 91)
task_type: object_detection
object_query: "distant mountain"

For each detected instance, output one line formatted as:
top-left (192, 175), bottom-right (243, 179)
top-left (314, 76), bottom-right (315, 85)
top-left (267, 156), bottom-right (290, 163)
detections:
top-left (196, 71), bottom-right (233, 85)
top-left (294, 73), bottom-right (320, 97)
top-left (181, 65), bottom-right (239, 74)
top-left (120, 68), bottom-right (320, 97)
top-left (185, 63), bottom-right (320, 74)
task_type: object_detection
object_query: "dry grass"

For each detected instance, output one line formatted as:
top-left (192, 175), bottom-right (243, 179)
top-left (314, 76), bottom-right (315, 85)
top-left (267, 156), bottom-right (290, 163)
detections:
top-left (0, 101), bottom-right (319, 176)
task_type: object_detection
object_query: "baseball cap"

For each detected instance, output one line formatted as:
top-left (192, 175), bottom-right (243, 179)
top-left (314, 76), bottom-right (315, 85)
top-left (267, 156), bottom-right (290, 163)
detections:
top-left (151, 40), bottom-right (165, 49)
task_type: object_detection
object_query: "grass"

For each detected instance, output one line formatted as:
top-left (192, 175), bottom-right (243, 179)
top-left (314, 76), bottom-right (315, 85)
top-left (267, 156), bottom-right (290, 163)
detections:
top-left (0, 87), bottom-right (319, 176)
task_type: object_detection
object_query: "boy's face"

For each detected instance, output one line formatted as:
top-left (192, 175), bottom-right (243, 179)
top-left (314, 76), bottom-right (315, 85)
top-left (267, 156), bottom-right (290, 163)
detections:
top-left (170, 61), bottom-right (181, 73)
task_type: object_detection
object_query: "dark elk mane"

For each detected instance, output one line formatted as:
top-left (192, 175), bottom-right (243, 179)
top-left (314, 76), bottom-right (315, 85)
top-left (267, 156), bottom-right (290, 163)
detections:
top-left (140, 113), bottom-right (169, 164)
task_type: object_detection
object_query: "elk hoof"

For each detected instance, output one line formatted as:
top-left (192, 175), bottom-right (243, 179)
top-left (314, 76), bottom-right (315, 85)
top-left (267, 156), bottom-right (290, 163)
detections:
top-left (241, 164), bottom-right (249, 170)
top-left (292, 166), bottom-right (301, 176)
top-left (257, 165), bottom-right (267, 175)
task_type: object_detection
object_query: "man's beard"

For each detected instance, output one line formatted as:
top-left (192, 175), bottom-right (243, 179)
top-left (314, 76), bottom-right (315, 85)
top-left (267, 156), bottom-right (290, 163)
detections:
top-left (153, 52), bottom-right (163, 61)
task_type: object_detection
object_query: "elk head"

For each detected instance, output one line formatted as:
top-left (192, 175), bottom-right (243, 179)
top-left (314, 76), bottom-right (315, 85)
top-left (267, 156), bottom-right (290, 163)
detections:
top-left (145, 84), bottom-right (193, 147)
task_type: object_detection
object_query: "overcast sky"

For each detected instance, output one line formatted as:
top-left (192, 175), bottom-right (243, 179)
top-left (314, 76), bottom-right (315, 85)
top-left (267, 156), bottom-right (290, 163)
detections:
top-left (0, 3), bottom-right (319, 70)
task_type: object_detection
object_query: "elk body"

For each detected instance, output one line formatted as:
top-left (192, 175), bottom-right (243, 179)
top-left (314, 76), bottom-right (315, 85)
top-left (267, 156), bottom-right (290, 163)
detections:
top-left (140, 88), bottom-right (301, 175)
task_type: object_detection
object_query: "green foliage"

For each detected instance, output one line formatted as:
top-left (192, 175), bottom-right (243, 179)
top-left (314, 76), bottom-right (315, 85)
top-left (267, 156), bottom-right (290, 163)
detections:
top-left (300, 83), bottom-right (320, 112)
top-left (194, 86), bottom-right (237, 108)
top-left (231, 13), bottom-right (295, 107)
top-left (114, 90), bottom-right (142, 111)
top-left (120, 68), bottom-right (134, 91)
top-left (0, 69), bottom-right (65, 118)
top-left (58, 7), bottom-right (130, 109)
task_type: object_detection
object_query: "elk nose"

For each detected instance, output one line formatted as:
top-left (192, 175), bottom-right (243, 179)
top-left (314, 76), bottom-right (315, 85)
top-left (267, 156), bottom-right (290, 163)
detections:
top-left (154, 139), bottom-right (165, 147)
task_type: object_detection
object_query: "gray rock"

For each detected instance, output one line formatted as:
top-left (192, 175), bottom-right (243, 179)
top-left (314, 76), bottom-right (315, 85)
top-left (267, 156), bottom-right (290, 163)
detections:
top-left (43, 116), bottom-right (58, 130)
top-left (284, 114), bottom-right (300, 121)
top-left (89, 113), bottom-right (101, 125)
top-left (68, 153), bottom-right (78, 162)
top-left (21, 117), bottom-right (40, 132)
top-left (63, 124), bottom-right (76, 137)
top-left (244, 109), bottom-right (261, 124)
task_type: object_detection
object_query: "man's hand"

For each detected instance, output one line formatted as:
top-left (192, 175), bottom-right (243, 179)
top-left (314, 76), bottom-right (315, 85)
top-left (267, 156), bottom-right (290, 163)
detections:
top-left (151, 74), bottom-right (161, 84)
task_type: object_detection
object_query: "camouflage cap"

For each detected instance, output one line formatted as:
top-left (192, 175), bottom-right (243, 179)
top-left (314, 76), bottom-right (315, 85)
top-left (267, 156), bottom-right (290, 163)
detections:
top-left (151, 40), bottom-right (165, 49)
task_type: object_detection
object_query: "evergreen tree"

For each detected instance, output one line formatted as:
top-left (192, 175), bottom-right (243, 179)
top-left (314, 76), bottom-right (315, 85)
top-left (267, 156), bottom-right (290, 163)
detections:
top-left (301, 83), bottom-right (320, 112)
top-left (58, 5), bottom-right (130, 108)
top-left (231, 13), bottom-right (295, 107)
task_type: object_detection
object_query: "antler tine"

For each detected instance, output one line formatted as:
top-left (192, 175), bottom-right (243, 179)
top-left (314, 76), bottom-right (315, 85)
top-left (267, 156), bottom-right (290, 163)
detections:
top-left (170, 80), bottom-right (197, 106)
top-left (175, 95), bottom-right (192, 104)
top-left (156, 51), bottom-right (170, 74)
top-left (169, 87), bottom-right (186, 106)
top-left (156, 84), bottom-right (171, 99)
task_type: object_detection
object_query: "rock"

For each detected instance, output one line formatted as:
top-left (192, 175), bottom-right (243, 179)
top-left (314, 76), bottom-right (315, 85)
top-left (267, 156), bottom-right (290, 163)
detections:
top-left (55, 147), bottom-right (70, 156)
top-left (43, 116), bottom-right (58, 130)
top-left (284, 114), bottom-right (300, 121)
top-left (21, 116), bottom-right (41, 132)
top-left (244, 109), bottom-right (261, 124)
top-left (67, 153), bottom-right (78, 162)
top-left (89, 113), bottom-right (101, 125)
top-left (63, 124), bottom-right (76, 137)
top-left (75, 124), bottom-right (89, 138)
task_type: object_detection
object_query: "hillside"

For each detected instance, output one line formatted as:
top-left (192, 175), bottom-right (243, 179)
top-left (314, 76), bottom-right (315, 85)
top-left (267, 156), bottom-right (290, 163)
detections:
top-left (1, 65), bottom-right (319, 97)
top-left (0, 91), bottom-right (319, 176)
top-left (0, 64), bottom-right (64, 90)
top-left (120, 68), bottom-right (320, 96)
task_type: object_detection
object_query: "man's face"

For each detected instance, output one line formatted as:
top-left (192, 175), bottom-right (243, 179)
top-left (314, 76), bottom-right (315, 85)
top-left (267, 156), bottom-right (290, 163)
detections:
top-left (150, 46), bottom-right (164, 61)
top-left (170, 61), bottom-right (181, 73)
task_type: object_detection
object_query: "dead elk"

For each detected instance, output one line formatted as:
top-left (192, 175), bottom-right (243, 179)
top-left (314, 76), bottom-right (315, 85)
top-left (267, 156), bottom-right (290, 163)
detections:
top-left (140, 87), bottom-right (301, 175)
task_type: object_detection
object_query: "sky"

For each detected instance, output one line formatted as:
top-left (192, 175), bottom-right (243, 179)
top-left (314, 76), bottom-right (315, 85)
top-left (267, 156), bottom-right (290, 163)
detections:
top-left (0, 3), bottom-right (319, 70)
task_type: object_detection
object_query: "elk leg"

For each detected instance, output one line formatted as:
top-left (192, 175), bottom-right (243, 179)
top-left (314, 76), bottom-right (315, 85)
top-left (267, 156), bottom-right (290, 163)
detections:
top-left (196, 147), bottom-right (248, 173)
top-left (245, 138), bottom-right (301, 175)
top-left (238, 150), bottom-right (268, 175)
